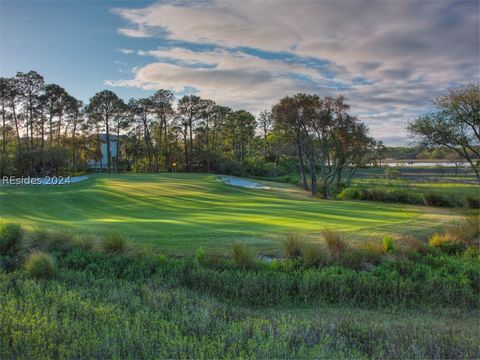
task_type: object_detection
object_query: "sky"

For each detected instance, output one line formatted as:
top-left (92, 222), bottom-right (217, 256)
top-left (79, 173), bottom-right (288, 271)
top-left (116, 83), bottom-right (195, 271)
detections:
top-left (1, 0), bottom-right (479, 145)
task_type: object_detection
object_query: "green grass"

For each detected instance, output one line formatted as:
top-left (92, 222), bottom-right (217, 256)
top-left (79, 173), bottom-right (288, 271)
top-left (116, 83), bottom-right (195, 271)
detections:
top-left (1, 226), bottom-right (478, 359)
top-left (352, 178), bottom-right (479, 198)
top-left (1, 240), bottom-right (479, 359)
top-left (0, 173), bottom-right (461, 254)
top-left (2, 269), bottom-right (478, 359)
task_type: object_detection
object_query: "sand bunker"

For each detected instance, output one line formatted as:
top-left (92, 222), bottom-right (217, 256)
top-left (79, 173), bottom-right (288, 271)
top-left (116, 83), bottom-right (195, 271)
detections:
top-left (221, 176), bottom-right (269, 189)
top-left (40, 175), bottom-right (89, 185)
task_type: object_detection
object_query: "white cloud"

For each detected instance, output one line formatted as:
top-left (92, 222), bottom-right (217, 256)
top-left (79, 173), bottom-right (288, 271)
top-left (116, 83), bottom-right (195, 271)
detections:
top-left (117, 48), bottom-right (135, 55)
top-left (109, 0), bottom-right (479, 144)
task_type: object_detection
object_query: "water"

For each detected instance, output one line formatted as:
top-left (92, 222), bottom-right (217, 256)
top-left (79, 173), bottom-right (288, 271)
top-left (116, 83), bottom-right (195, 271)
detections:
top-left (385, 161), bottom-right (469, 167)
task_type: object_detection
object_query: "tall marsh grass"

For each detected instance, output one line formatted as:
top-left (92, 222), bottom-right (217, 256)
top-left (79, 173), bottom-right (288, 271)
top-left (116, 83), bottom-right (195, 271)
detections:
top-left (283, 233), bottom-right (305, 258)
top-left (323, 230), bottom-right (348, 260)
top-left (25, 251), bottom-right (55, 278)
top-left (0, 223), bottom-right (23, 255)
top-left (231, 243), bottom-right (255, 269)
top-left (101, 232), bottom-right (127, 254)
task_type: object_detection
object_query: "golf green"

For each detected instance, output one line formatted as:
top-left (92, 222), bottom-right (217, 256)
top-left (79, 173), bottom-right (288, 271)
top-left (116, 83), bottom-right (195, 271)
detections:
top-left (0, 173), bottom-right (459, 254)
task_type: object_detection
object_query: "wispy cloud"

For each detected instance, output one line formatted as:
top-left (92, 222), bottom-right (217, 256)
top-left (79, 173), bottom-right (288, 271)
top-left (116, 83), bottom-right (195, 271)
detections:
top-left (108, 0), bottom-right (479, 144)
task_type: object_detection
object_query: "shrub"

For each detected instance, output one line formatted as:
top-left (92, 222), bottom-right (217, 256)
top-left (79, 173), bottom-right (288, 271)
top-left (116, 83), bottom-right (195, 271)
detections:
top-left (25, 252), bottom-right (55, 278)
top-left (382, 236), bottom-right (395, 253)
top-left (339, 248), bottom-right (365, 270)
top-left (323, 230), bottom-right (348, 260)
top-left (195, 247), bottom-right (223, 267)
top-left (232, 243), bottom-right (255, 269)
top-left (30, 227), bottom-right (51, 247)
top-left (75, 235), bottom-right (96, 251)
top-left (45, 230), bottom-right (76, 252)
top-left (195, 246), bottom-right (206, 265)
top-left (369, 189), bottom-right (385, 202)
top-left (101, 232), bottom-right (126, 254)
top-left (283, 233), bottom-right (304, 259)
top-left (303, 243), bottom-right (328, 267)
top-left (424, 193), bottom-right (453, 207)
top-left (464, 213), bottom-right (480, 240)
top-left (465, 196), bottom-right (480, 209)
top-left (463, 245), bottom-right (480, 261)
top-left (29, 228), bottom-right (76, 252)
top-left (397, 236), bottom-right (429, 255)
top-left (0, 223), bottom-right (23, 256)
top-left (337, 187), bottom-right (360, 200)
top-left (360, 241), bottom-right (384, 264)
top-left (428, 233), bottom-right (465, 255)
top-left (387, 190), bottom-right (424, 205)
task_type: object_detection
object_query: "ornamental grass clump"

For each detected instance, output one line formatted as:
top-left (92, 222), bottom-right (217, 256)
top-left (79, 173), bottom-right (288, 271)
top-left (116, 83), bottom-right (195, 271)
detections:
top-left (323, 230), bottom-right (348, 261)
top-left (283, 233), bottom-right (305, 259)
top-left (382, 235), bottom-right (395, 253)
top-left (101, 232), bottom-right (127, 254)
top-left (360, 241), bottom-right (384, 265)
top-left (302, 243), bottom-right (329, 267)
top-left (0, 223), bottom-right (23, 256)
top-left (195, 246), bottom-right (223, 267)
top-left (25, 251), bottom-right (55, 278)
top-left (232, 243), bottom-right (255, 270)
top-left (428, 233), bottom-right (464, 255)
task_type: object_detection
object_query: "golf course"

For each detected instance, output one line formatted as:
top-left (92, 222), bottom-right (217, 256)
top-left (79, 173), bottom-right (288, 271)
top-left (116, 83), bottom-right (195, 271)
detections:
top-left (0, 173), bottom-right (461, 254)
top-left (1, 3), bottom-right (479, 356)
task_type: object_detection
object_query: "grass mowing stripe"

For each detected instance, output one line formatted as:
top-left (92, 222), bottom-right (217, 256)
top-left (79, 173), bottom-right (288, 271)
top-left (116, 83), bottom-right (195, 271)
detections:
top-left (0, 173), bottom-right (461, 254)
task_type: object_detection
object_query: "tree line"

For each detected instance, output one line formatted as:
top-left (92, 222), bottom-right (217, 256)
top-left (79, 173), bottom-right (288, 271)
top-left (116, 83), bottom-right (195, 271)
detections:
top-left (0, 70), bottom-right (389, 197)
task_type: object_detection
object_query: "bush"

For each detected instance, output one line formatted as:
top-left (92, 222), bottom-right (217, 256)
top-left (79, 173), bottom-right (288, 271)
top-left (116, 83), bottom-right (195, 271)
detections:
top-left (25, 252), bottom-right (55, 278)
top-left (195, 246), bottom-right (223, 267)
top-left (339, 248), bottom-right (365, 270)
top-left (397, 236), bottom-right (429, 255)
top-left (45, 230), bottom-right (76, 252)
top-left (465, 196), bottom-right (480, 209)
top-left (424, 193), bottom-right (454, 207)
top-left (0, 223), bottom-right (23, 256)
top-left (323, 230), bottom-right (348, 260)
top-left (464, 213), bottom-right (480, 240)
top-left (232, 243), bottom-right (255, 269)
top-left (463, 245), bottom-right (480, 260)
top-left (340, 187), bottom-right (426, 206)
top-left (382, 236), bottom-right (395, 253)
top-left (360, 241), bottom-right (384, 265)
top-left (337, 187), bottom-right (360, 200)
top-left (75, 235), bottom-right (96, 251)
top-left (101, 232), bottom-right (126, 254)
top-left (195, 246), bottom-right (206, 265)
top-left (428, 233), bottom-right (465, 255)
top-left (369, 189), bottom-right (385, 202)
top-left (303, 243), bottom-right (329, 267)
top-left (283, 233), bottom-right (304, 259)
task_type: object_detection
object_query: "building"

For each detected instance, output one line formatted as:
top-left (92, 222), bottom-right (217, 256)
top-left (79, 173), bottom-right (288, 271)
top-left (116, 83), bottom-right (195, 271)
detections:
top-left (87, 134), bottom-right (118, 171)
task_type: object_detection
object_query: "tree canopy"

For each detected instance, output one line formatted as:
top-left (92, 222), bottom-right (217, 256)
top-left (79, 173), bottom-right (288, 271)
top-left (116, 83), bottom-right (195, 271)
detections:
top-left (408, 83), bottom-right (480, 180)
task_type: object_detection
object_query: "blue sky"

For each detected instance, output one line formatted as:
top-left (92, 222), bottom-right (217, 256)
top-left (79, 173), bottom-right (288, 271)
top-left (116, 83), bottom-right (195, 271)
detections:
top-left (1, 0), bottom-right (478, 145)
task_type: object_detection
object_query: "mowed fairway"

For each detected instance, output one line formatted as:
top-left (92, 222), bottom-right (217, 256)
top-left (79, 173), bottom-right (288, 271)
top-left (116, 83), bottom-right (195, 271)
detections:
top-left (0, 173), bottom-right (460, 254)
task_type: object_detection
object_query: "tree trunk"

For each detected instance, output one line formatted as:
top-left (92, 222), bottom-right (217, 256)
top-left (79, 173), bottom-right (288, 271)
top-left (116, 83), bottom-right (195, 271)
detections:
top-left (49, 113), bottom-right (53, 143)
top-left (105, 117), bottom-right (111, 173)
top-left (188, 117), bottom-right (193, 172)
top-left (296, 131), bottom-right (308, 190)
top-left (183, 124), bottom-right (188, 172)
top-left (11, 100), bottom-right (21, 152)
top-left (310, 162), bottom-right (317, 196)
top-left (116, 125), bottom-right (120, 173)
top-left (29, 98), bottom-right (34, 148)
top-left (1, 101), bottom-right (6, 177)
top-left (71, 119), bottom-right (77, 175)
top-left (164, 121), bottom-right (169, 171)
